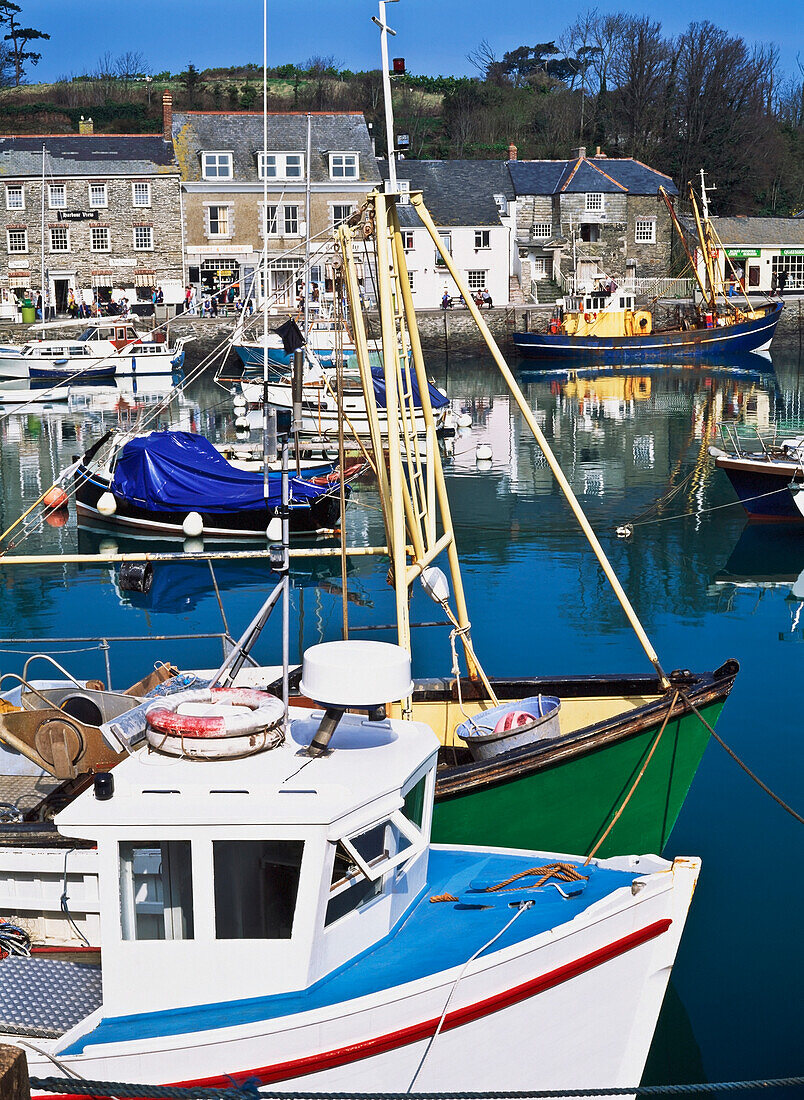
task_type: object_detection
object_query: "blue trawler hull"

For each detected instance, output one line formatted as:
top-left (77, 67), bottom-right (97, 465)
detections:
top-left (513, 302), bottom-right (782, 363)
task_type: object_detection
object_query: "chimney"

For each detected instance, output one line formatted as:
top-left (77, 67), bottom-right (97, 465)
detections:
top-left (594, 145), bottom-right (606, 158)
top-left (508, 143), bottom-right (518, 161)
top-left (162, 91), bottom-right (173, 143)
top-left (570, 146), bottom-right (586, 160)
top-left (78, 115), bottom-right (93, 135)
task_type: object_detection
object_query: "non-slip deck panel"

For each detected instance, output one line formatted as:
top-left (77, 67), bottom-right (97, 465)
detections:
top-left (0, 956), bottom-right (102, 1037)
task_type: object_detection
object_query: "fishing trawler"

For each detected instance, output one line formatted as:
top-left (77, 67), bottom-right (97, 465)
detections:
top-left (513, 178), bottom-right (782, 363)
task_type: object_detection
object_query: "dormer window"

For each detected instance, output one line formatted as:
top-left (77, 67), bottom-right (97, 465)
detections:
top-left (585, 192), bottom-right (604, 212)
top-left (259, 152), bottom-right (304, 180)
top-left (397, 179), bottom-right (410, 205)
top-left (202, 151), bottom-right (233, 180)
top-left (329, 152), bottom-right (359, 180)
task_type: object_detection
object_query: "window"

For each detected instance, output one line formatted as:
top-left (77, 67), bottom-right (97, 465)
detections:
top-left (580, 223), bottom-right (600, 243)
top-left (264, 204), bottom-right (278, 235)
top-left (407, 270), bottom-right (416, 292)
top-left (332, 203), bottom-right (355, 227)
top-left (329, 152), bottom-right (358, 179)
top-left (283, 205), bottom-right (299, 235)
top-left (635, 219), bottom-right (656, 244)
top-left (208, 205), bottom-right (230, 236)
top-left (133, 226), bottom-right (154, 250)
top-left (397, 180), bottom-right (410, 205)
top-left (5, 185), bottom-right (24, 210)
top-left (119, 841), bottom-right (194, 941)
top-left (50, 226), bottom-right (69, 252)
top-left (7, 229), bottom-right (28, 253)
top-left (202, 152), bottom-right (233, 179)
top-left (585, 193), bottom-right (604, 212)
top-left (533, 223), bottom-right (552, 239)
top-left (401, 230), bottom-right (414, 251)
top-left (89, 183), bottom-right (107, 208)
top-left (467, 269), bottom-right (487, 289)
top-left (436, 231), bottom-right (451, 266)
top-left (213, 840), bottom-right (303, 939)
top-left (91, 226), bottom-right (110, 251)
top-left (474, 230), bottom-right (491, 249)
top-left (48, 184), bottom-right (66, 209)
top-left (325, 814), bottom-right (420, 927)
top-left (403, 773), bottom-right (427, 829)
top-left (259, 152), bottom-right (304, 180)
top-left (132, 182), bottom-right (151, 207)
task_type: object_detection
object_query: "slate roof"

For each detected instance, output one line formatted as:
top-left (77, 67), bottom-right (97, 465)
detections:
top-left (172, 112), bottom-right (380, 183)
top-left (509, 156), bottom-right (677, 196)
top-left (378, 159), bottom-right (514, 227)
top-left (0, 135), bottom-right (177, 177)
top-left (707, 216), bottom-right (804, 247)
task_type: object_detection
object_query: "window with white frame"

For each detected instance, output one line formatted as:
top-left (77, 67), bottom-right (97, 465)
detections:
top-left (50, 226), bottom-right (69, 252)
top-left (283, 205), bottom-right (299, 235)
top-left (397, 180), bottom-right (410, 205)
top-left (263, 204), bottom-right (278, 235)
top-left (436, 231), bottom-right (451, 266)
top-left (634, 218), bottom-right (656, 244)
top-left (7, 228), bottom-right (28, 253)
top-left (202, 152), bottom-right (233, 179)
top-left (325, 812), bottom-right (421, 927)
top-left (533, 222), bottom-right (552, 238)
top-left (467, 270), bottom-right (487, 289)
top-left (401, 230), bottom-right (414, 251)
top-left (132, 182), bottom-right (151, 207)
top-left (474, 230), bottom-right (491, 249)
top-left (48, 184), bottom-right (66, 209)
top-left (5, 185), bottom-right (24, 210)
top-left (207, 205), bottom-right (230, 237)
top-left (585, 192), bottom-right (604, 212)
top-left (119, 842), bottom-right (194, 941)
top-left (259, 152), bottom-right (304, 180)
top-left (407, 270), bottom-right (416, 292)
top-left (329, 152), bottom-right (359, 179)
top-left (133, 226), bottom-right (154, 250)
top-left (331, 203), bottom-right (355, 227)
top-left (89, 183), bottom-right (107, 208)
top-left (91, 225), bottom-right (110, 251)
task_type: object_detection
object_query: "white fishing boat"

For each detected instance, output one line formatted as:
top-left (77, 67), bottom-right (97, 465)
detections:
top-left (0, 638), bottom-right (698, 1095)
top-left (0, 319), bottom-right (188, 380)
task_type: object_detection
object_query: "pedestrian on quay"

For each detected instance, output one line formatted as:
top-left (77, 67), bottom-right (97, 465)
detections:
top-left (481, 289), bottom-right (493, 309)
top-left (441, 290), bottom-right (450, 310)
top-left (777, 269), bottom-right (788, 297)
top-left (188, 286), bottom-right (197, 315)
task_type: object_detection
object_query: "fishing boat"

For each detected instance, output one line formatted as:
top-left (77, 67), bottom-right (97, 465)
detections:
top-left (72, 429), bottom-right (347, 540)
top-left (709, 428), bottom-right (804, 521)
top-left (513, 178), bottom-right (782, 363)
top-left (28, 359), bottom-right (116, 383)
top-left (0, 319), bottom-right (187, 380)
top-left (0, 639), bottom-right (699, 1094)
top-left (234, 316), bottom-right (376, 372)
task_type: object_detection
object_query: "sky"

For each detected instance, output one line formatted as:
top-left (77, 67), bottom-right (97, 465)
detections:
top-left (21, 0), bottom-right (804, 85)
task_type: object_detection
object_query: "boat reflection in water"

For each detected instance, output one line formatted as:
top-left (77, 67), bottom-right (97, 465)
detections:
top-left (713, 523), bottom-right (804, 634)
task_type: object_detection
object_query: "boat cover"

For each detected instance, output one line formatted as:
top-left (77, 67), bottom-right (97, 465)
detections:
top-left (370, 366), bottom-right (449, 410)
top-left (110, 431), bottom-right (329, 513)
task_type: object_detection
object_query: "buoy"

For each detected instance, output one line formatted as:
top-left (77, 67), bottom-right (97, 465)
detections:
top-left (43, 486), bottom-right (68, 510)
top-left (98, 538), bottom-right (118, 556)
top-left (616, 524), bottom-right (634, 540)
top-left (97, 492), bottom-right (117, 516)
top-left (476, 458), bottom-right (493, 472)
top-left (183, 512), bottom-right (203, 538)
top-left (476, 442), bottom-right (493, 462)
top-left (183, 537), bottom-right (204, 554)
top-left (233, 394), bottom-right (247, 410)
top-left (457, 413), bottom-right (472, 428)
top-left (266, 516), bottom-right (283, 541)
top-left (234, 416), bottom-right (250, 430)
top-left (45, 510), bottom-right (67, 528)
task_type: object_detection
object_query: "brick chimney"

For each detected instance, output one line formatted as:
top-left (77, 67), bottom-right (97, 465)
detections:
top-left (162, 91), bottom-right (173, 143)
top-left (508, 143), bottom-right (518, 161)
top-left (78, 115), bottom-right (93, 135)
top-left (570, 146), bottom-right (587, 160)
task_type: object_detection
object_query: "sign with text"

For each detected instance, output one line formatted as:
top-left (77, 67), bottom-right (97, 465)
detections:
top-left (57, 210), bottom-right (99, 222)
top-left (725, 248), bottom-right (761, 258)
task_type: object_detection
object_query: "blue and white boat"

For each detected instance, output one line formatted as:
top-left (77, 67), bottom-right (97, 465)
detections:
top-left (0, 639), bottom-right (700, 1095)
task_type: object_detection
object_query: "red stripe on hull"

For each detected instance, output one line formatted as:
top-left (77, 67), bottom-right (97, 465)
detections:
top-left (35, 918), bottom-right (671, 1100)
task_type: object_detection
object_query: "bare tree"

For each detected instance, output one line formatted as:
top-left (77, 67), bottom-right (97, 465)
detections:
top-left (115, 50), bottom-right (148, 95)
top-left (608, 16), bottom-right (669, 158)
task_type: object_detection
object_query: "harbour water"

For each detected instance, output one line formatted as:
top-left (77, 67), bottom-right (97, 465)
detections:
top-left (1, 342), bottom-right (802, 1087)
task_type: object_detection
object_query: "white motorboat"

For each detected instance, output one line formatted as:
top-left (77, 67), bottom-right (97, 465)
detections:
top-left (0, 319), bottom-right (188, 380)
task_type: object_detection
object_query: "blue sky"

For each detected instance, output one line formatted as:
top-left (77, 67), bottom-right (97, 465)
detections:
top-left (25, 0), bottom-right (804, 83)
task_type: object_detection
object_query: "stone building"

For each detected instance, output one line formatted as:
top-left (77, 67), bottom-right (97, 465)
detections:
top-left (378, 159), bottom-right (516, 309)
top-left (0, 114), bottom-right (183, 317)
top-left (509, 147), bottom-right (677, 291)
top-left (171, 103), bottom-right (380, 307)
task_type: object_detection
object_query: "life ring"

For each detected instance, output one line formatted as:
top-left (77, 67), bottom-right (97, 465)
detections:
top-left (549, 319), bottom-right (560, 335)
top-left (311, 461), bottom-right (363, 487)
top-left (145, 687), bottom-right (283, 739)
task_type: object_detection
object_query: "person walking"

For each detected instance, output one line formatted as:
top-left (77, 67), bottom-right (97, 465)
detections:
top-left (188, 286), bottom-right (197, 315)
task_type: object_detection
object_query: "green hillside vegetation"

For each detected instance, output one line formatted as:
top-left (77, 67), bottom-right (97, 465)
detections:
top-left (0, 14), bottom-right (802, 216)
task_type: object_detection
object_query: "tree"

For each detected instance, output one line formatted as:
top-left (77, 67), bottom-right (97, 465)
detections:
top-left (0, 1), bottom-right (49, 86)
top-left (239, 83), bottom-right (257, 110)
top-left (115, 50), bottom-right (148, 95)
top-left (0, 39), bottom-right (13, 87)
top-left (180, 62), bottom-right (201, 107)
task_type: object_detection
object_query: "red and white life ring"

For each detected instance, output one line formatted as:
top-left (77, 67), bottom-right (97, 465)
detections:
top-left (145, 687), bottom-right (284, 758)
top-left (310, 461), bottom-right (363, 487)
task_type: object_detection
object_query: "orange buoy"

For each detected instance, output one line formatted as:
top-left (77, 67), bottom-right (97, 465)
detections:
top-left (45, 510), bottom-right (67, 528)
top-left (43, 487), bottom-right (68, 511)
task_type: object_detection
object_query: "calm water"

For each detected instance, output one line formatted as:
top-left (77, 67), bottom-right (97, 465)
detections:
top-left (1, 340), bottom-right (803, 1086)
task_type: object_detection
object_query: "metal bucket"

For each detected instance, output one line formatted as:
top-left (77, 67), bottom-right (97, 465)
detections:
top-left (456, 695), bottom-right (561, 761)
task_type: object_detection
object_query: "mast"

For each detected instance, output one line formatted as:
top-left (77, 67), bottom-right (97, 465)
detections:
top-left (40, 145), bottom-right (46, 319)
top-left (373, 0), bottom-right (398, 192)
top-left (303, 112), bottom-right (311, 336)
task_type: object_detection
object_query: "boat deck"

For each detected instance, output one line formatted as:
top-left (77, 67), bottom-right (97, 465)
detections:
top-left (0, 957), bottom-right (102, 1038)
top-left (62, 847), bottom-right (642, 1052)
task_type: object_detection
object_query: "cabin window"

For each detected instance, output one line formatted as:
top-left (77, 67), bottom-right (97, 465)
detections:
top-left (6, 185), bottom-right (24, 210)
top-left (403, 773), bottom-right (427, 829)
top-left (119, 841), bottom-right (194, 941)
top-left (213, 840), bottom-right (303, 940)
top-left (635, 219), bottom-right (655, 244)
top-left (325, 813), bottom-right (420, 927)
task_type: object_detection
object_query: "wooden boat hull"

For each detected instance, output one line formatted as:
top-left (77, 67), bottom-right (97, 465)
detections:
top-left (422, 663), bottom-right (738, 857)
top-left (512, 302), bottom-right (782, 362)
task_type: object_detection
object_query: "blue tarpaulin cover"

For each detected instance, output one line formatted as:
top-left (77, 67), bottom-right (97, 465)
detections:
top-left (370, 367), bottom-right (449, 411)
top-left (110, 431), bottom-right (329, 513)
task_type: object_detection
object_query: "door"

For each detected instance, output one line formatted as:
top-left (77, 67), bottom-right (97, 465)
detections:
top-left (747, 265), bottom-right (760, 288)
top-left (54, 278), bottom-right (70, 314)
top-left (533, 258), bottom-right (548, 279)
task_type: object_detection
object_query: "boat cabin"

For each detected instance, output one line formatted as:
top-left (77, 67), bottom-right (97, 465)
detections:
top-left (53, 702), bottom-right (437, 1020)
top-left (559, 288), bottom-right (652, 338)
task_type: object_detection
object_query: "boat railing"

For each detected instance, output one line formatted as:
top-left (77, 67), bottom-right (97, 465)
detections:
top-left (718, 421), bottom-right (804, 458)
